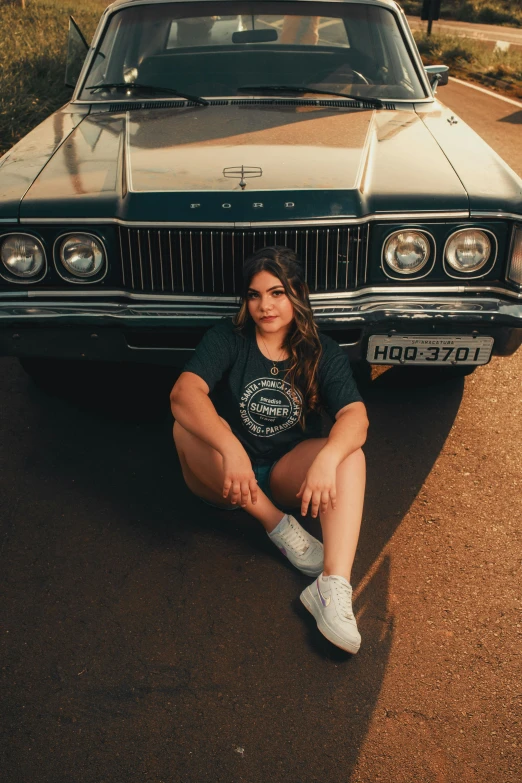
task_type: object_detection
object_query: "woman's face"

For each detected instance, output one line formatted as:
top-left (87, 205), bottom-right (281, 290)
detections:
top-left (246, 270), bottom-right (294, 336)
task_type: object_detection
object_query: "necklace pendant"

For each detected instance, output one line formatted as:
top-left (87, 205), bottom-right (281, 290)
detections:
top-left (270, 366), bottom-right (279, 376)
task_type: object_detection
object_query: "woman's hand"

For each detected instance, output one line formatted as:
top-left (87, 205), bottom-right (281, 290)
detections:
top-left (296, 451), bottom-right (338, 518)
top-left (222, 447), bottom-right (258, 508)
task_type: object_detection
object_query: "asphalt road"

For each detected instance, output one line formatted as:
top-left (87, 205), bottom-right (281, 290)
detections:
top-left (2, 84), bottom-right (521, 783)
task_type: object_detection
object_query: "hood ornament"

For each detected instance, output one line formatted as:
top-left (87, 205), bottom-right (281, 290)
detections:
top-left (223, 165), bottom-right (262, 190)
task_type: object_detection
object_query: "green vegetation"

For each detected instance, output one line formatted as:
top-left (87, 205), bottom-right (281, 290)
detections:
top-left (414, 30), bottom-right (522, 93)
top-left (0, 0), bottom-right (103, 156)
top-left (402, 0), bottom-right (522, 27)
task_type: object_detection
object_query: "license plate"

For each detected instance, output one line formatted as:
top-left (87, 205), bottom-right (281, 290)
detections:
top-left (367, 335), bottom-right (494, 365)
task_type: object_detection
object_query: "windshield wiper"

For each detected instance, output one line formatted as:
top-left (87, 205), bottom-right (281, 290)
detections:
top-left (84, 82), bottom-right (209, 106)
top-left (237, 85), bottom-right (383, 108)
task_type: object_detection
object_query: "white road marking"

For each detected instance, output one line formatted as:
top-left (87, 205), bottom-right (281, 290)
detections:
top-left (449, 76), bottom-right (522, 109)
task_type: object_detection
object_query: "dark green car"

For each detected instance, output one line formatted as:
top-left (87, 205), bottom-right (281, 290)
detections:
top-left (1, 0), bottom-right (521, 377)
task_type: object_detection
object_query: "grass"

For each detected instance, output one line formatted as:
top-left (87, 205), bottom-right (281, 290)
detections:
top-left (401, 0), bottom-right (522, 27)
top-left (413, 29), bottom-right (522, 93)
top-left (0, 0), bottom-right (104, 156)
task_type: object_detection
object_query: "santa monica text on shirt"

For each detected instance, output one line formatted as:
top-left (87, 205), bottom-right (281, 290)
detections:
top-left (241, 378), bottom-right (301, 402)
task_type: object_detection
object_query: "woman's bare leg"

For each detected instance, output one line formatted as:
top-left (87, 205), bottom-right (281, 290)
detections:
top-left (173, 420), bottom-right (284, 532)
top-left (270, 440), bottom-right (366, 582)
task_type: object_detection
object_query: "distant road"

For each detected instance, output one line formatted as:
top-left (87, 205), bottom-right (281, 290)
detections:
top-left (438, 79), bottom-right (522, 177)
top-left (407, 15), bottom-right (522, 48)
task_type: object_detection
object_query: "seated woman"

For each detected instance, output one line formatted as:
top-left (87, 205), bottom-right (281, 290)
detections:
top-left (170, 246), bottom-right (368, 654)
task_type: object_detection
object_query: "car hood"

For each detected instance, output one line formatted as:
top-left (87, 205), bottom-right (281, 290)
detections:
top-left (12, 101), bottom-right (520, 222)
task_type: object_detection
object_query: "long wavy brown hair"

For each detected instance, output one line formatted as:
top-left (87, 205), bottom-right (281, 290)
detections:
top-left (234, 246), bottom-right (322, 419)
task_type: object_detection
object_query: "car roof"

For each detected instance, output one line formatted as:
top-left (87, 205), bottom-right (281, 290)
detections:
top-left (106, 0), bottom-right (399, 12)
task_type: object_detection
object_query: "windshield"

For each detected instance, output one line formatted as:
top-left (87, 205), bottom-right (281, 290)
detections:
top-left (80, 1), bottom-right (427, 102)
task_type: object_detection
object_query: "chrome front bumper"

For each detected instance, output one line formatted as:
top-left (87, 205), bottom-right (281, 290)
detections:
top-left (1, 293), bottom-right (521, 363)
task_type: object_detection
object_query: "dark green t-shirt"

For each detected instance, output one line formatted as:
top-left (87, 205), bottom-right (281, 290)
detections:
top-left (183, 318), bottom-right (363, 463)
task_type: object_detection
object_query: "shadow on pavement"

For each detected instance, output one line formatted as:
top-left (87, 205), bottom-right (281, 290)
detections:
top-left (499, 110), bottom-right (522, 125)
top-left (1, 359), bottom-right (463, 783)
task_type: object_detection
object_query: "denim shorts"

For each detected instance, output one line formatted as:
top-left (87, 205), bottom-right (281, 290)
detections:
top-left (199, 460), bottom-right (276, 510)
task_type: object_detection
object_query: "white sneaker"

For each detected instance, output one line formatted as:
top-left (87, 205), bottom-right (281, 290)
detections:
top-left (268, 514), bottom-right (324, 577)
top-left (300, 574), bottom-right (361, 654)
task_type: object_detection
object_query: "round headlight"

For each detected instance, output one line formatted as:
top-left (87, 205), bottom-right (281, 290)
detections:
top-left (60, 234), bottom-right (105, 277)
top-left (0, 234), bottom-right (45, 278)
top-left (446, 229), bottom-right (491, 273)
top-left (384, 231), bottom-right (430, 275)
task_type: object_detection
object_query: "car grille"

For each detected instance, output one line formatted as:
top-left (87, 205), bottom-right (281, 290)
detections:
top-left (118, 224), bottom-right (368, 295)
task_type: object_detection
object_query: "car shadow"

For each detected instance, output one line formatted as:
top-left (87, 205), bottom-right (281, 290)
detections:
top-left (2, 359), bottom-right (463, 782)
top-left (499, 110), bottom-right (522, 125)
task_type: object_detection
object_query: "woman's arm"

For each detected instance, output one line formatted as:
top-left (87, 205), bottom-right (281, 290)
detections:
top-left (170, 372), bottom-right (258, 506)
top-left (297, 401), bottom-right (369, 517)
top-left (319, 401), bottom-right (369, 463)
top-left (171, 371), bottom-right (238, 452)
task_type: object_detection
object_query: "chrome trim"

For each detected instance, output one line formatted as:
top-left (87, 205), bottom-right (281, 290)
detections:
top-left (381, 229), bottom-right (435, 280)
top-left (8, 283), bottom-right (521, 302)
top-left (147, 229), bottom-right (155, 290)
top-left (310, 284), bottom-right (522, 302)
top-left (0, 291), bottom-right (27, 298)
top-left (20, 211), bottom-right (471, 228)
top-left (507, 225), bottom-right (522, 288)
top-left (125, 112), bottom-right (134, 193)
top-left (53, 232), bottom-right (109, 284)
top-left (471, 211), bottom-right (522, 221)
top-left (24, 289), bottom-right (238, 303)
top-left (443, 228), bottom-right (498, 280)
top-left (364, 222), bottom-right (371, 284)
top-left (137, 227), bottom-right (144, 289)
top-left (0, 219), bottom-right (18, 224)
top-left (0, 232), bottom-right (48, 285)
top-left (2, 294), bottom-right (521, 327)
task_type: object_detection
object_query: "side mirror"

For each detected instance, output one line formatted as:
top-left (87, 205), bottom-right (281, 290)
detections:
top-left (424, 64), bottom-right (449, 93)
top-left (65, 16), bottom-right (89, 88)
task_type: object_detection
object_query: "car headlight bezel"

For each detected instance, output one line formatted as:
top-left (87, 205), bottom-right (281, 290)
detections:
top-left (0, 233), bottom-right (47, 283)
top-left (55, 232), bottom-right (108, 283)
top-left (443, 228), bottom-right (497, 278)
top-left (507, 225), bottom-right (522, 287)
top-left (382, 229), bottom-right (435, 279)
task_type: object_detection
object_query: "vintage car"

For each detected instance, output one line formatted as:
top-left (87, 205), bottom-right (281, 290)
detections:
top-left (0, 0), bottom-right (521, 381)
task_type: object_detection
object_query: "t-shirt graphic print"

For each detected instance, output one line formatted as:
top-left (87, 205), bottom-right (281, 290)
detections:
top-left (240, 377), bottom-right (303, 438)
top-left (182, 318), bottom-right (363, 462)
